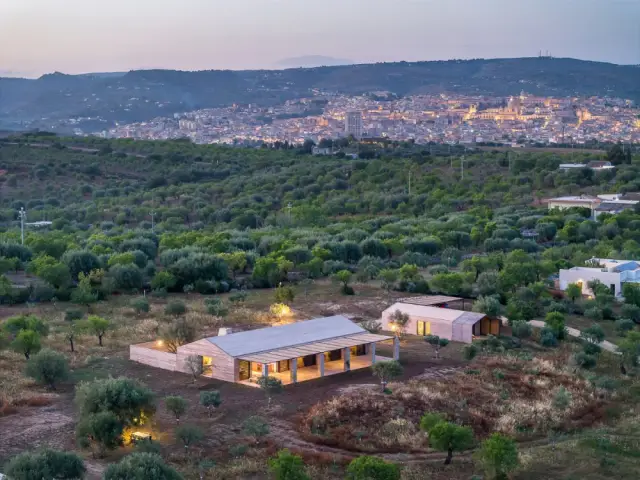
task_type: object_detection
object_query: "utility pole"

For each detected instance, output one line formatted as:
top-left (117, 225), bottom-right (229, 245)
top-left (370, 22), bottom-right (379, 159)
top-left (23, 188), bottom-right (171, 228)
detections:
top-left (460, 156), bottom-right (464, 181)
top-left (19, 207), bottom-right (26, 245)
top-left (287, 202), bottom-right (292, 222)
top-left (150, 211), bottom-right (156, 234)
top-left (408, 169), bottom-right (412, 196)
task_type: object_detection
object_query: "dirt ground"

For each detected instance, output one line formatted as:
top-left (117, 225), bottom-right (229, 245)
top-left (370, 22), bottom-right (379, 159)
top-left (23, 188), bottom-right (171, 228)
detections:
top-left (0, 284), bottom-right (468, 478)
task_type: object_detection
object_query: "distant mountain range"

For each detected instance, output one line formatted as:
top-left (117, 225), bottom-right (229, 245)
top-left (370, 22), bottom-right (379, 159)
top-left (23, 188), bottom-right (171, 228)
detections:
top-left (276, 55), bottom-right (354, 68)
top-left (0, 57), bottom-right (638, 133)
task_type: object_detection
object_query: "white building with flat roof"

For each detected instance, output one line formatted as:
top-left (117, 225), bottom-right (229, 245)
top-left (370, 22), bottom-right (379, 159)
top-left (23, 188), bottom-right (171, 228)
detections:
top-left (559, 258), bottom-right (640, 298)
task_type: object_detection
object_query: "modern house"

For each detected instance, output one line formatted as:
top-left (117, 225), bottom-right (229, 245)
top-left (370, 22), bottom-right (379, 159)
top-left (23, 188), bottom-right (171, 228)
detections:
top-left (130, 316), bottom-right (395, 386)
top-left (380, 301), bottom-right (500, 343)
top-left (546, 194), bottom-right (638, 219)
top-left (559, 258), bottom-right (640, 298)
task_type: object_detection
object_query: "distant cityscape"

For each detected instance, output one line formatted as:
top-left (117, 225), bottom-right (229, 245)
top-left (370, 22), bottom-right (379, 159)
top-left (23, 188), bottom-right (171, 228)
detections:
top-left (102, 92), bottom-right (640, 146)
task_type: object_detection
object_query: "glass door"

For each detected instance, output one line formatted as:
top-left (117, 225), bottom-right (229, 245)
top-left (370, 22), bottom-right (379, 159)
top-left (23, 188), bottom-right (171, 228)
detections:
top-left (202, 356), bottom-right (213, 375)
top-left (238, 360), bottom-right (250, 381)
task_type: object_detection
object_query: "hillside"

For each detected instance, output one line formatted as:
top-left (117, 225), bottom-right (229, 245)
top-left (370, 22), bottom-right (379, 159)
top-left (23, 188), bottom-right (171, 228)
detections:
top-left (1, 57), bottom-right (638, 132)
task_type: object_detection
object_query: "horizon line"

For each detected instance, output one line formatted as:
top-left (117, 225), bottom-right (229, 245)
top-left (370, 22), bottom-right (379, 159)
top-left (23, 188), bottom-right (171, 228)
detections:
top-left (3, 55), bottom-right (638, 80)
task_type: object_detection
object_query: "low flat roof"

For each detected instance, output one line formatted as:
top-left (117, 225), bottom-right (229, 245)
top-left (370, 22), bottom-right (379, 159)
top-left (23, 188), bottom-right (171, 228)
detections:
top-left (397, 295), bottom-right (463, 306)
top-left (207, 315), bottom-right (367, 357)
top-left (239, 332), bottom-right (392, 364)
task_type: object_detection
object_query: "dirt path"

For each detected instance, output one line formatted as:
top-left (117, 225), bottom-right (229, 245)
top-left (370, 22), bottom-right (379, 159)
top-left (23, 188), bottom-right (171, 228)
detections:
top-left (529, 320), bottom-right (620, 353)
top-left (0, 402), bottom-right (75, 463)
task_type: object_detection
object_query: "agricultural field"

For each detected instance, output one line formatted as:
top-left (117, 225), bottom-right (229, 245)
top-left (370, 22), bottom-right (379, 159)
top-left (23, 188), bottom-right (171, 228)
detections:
top-left (0, 135), bottom-right (639, 479)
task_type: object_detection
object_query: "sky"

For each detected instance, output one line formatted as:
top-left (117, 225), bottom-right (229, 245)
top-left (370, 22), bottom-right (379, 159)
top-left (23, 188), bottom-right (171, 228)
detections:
top-left (0, 0), bottom-right (638, 77)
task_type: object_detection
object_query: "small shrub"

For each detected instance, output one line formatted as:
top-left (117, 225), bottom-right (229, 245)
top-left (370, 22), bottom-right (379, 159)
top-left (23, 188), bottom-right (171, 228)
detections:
top-left (131, 297), bottom-right (150, 315)
top-left (511, 321), bottom-right (532, 339)
top-left (229, 443), bottom-right (249, 458)
top-left (493, 369), bottom-right (505, 380)
top-left (539, 328), bottom-right (558, 347)
top-left (151, 288), bottom-right (168, 298)
top-left (268, 449), bottom-right (309, 480)
top-left (463, 343), bottom-right (478, 360)
top-left (615, 318), bottom-right (635, 335)
top-left (346, 455), bottom-right (401, 479)
top-left (64, 308), bottom-right (84, 322)
top-left (134, 438), bottom-right (161, 454)
top-left (574, 352), bottom-right (597, 370)
top-left (552, 386), bottom-right (572, 410)
top-left (164, 300), bottom-right (187, 318)
top-left (583, 342), bottom-right (602, 355)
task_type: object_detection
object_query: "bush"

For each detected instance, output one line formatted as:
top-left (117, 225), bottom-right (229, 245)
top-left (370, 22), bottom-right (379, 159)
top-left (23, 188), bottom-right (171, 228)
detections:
top-left (130, 297), bottom-right (150, 315)
top-left (164, 300), bottom-right (187, 318)
top-left (621, 304), bottom-right (640, 323)
top-left (511, 321), bottom-right (532, 339)
top-left (615, 318), bottom-right (635, 335)
top-left (65, 308), bottom-right (84, 322)
top-left (103, 453), bottom-right (181, 480)
top-left (26, 348), bottom-right (69, 389)
top-left (585, 307), bottom-right (604, 321)
top-left (463, 343), bottom-right (478, 360)
top-left (346, 455), bottom-right (401, 480)
top-left (5, 449), bottom-right (86, 480)
top-left (476, 433), bottom-right (519, 480)
top-left (539, 328), bottom-right (558, 347)
top-left (151, 288), bottom-right (168, 298)
top-left (573, 352), bottom-right (597, 369)
top-left (552, 386), bottom-right (572, 410)
top-left (268, 449), bottom-right (309, 480)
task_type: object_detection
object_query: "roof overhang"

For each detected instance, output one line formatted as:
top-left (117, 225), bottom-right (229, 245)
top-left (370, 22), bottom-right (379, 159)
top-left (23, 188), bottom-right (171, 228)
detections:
top-left (237, 332), bottom-right (393, 364)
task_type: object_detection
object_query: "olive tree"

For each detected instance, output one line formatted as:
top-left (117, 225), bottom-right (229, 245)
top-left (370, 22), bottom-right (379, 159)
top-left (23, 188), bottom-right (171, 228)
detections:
top-left (420, 413), bottom-right (474, 464)
top-left (26, 348), bottom-right (69, 390)
top-left (388, 310), bottom-right (409, 338)
top-left (164, 396), bottom-right (188, 424)
top-left (199, 390), bottom-right (222, 417)
top-left (475, 433), bottom-right (519, 480)
top-left (425, 335), bottom-right (449, 359)
top-left (371, 360), bottom-right (403, 392)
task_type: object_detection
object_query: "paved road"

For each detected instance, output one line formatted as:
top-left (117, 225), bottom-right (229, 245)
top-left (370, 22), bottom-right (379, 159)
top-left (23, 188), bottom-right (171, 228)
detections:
top-left (529, 320), bottom-right (620, 353)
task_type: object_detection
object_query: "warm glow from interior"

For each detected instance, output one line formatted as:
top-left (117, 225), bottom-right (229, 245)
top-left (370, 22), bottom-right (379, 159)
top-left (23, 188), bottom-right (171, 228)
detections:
top-left (156, 339), bottom-right (164, 347)
top-left (270, 303), bottom-right (291, 318)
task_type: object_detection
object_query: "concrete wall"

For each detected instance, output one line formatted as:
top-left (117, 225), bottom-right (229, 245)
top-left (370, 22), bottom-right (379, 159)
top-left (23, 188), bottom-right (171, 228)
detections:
top-left (130, 343), bottom-right (178, 371)
top-left (451, 323), bottom-right (473, 343)
top-left (559, 269), bottom-right (622, 297)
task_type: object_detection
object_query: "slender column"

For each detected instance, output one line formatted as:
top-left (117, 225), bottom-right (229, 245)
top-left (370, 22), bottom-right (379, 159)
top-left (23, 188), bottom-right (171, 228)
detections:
top-left (290, 358), bottom-right (297, 384)
top-left (317, 353), bottom-right (325, 377)
top-left (370, 342), bottom-right (377, 365)
top-left (262, 363), bottom-right (268, 377)
top-left (393, 337), bottom-right (400, 360)
top-left (343, 347), bottom-right (351, 372)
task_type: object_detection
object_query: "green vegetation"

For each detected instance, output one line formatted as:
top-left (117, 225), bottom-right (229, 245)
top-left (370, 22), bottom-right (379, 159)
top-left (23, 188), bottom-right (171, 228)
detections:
top-left (4, 449), bottom-right (86, 480)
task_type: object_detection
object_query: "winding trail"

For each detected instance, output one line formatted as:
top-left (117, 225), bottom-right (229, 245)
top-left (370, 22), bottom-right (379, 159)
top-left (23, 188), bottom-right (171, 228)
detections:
top-left (528, 320), bottom-right (620, 353)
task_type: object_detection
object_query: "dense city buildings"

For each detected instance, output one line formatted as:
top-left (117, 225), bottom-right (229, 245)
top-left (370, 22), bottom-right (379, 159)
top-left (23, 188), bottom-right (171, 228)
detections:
top-left (103, 92), bottom-right (640, 146)
top-left (344, 111), bottom-right (363, 139)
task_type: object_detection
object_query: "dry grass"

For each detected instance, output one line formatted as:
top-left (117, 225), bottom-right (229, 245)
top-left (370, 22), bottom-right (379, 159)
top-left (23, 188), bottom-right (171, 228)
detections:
top-left (301, 351), bottom-right (609, 452)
